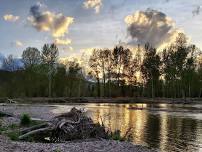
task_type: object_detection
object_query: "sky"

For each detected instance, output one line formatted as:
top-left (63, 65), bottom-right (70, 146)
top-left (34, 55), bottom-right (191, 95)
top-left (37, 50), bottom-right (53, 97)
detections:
top-left (1, 0), bottom-right (202, 58)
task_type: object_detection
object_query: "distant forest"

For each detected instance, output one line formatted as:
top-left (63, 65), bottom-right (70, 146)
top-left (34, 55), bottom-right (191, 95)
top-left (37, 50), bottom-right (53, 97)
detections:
top-left (0, 33), bottom-right (202, 98)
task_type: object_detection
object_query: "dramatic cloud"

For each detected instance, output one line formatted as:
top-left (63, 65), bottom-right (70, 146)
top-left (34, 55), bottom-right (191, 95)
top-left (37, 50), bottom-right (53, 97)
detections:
top-left (54, 38), bottom-right (71, 46)
top-left (3, 14), bottom-right (20, 22)
top-left (28, 3), bottom-right (74, 38)
top-left (124, 9), bottom-right (182, 49)
top-left (83, 0), bottom-right (102, 13)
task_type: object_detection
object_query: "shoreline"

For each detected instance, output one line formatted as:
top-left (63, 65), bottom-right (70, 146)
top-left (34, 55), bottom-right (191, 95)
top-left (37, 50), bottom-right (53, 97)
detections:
top-left (0, 135), bottom-right (154, 152)
top-left (0, 104), bottom-right (155, 152)
top-left (1, 97), bottom-right (202, 104)
top-left (0, 101), bottom-right (201, 152)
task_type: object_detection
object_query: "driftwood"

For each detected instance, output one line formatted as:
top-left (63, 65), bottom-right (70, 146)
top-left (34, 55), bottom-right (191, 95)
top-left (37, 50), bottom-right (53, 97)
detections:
top-left (0, 111), bottom-right (13, 117)
top-left (19, 108), bottom-right (108, 142)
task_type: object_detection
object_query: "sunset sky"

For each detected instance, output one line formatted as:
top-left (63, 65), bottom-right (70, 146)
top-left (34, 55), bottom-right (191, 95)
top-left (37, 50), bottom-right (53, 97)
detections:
top-left (1, 0), bottom-right (202, 58)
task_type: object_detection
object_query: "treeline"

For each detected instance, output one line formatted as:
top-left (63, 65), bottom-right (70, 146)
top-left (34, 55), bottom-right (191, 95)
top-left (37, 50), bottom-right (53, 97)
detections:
top-left (0, 33), bottom-right (202, 98)
top-left (0, 44), bottom-right (90, 97)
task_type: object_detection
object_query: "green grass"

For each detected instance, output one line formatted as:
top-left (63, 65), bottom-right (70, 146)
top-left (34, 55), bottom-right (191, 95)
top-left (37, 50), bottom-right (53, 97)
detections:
top-left (6, 131), bottom-right (19, 141)
top-left (54, 149), bottom-right (61, 152)
top-left (0, 115), bottom-right (45, 141)
top-left (20, 114), bottom-right (31, 126)
top-left (108, 129), bottom-right (133, 142)
top-left (0, 123), bottom-right (20, 141)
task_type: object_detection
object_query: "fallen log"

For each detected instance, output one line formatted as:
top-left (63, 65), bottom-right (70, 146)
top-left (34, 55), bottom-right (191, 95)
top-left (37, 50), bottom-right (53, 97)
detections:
top-left (0, 111), bottom-right (13, 117)
top-left (20, 122), bottom-right (49, 134)
top-left (19, 127), bottom-right (52, 140)
top-left (19, 107), bottom-right (108, 142)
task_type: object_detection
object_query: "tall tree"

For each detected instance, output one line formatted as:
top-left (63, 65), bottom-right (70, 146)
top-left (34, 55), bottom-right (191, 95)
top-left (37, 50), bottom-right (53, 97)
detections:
top-left (103, 49), bottom-right (113, 97)
top-left (89, 49), bottom-right (101, 97)
top-left (41, 43), bottom-right (59, 97)
top-left (162, 33), bottom-right (197, 98)
top-left (141, 43), bottom-right (161, 98)
top-left (22, 47), bottom-right (41, 68)
top-left (112, 46), bottom-right (132, 87)
top-left (66, 60), bottom-right (83, 97)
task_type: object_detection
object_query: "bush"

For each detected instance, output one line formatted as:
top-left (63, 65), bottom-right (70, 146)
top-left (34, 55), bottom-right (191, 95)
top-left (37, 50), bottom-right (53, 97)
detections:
top-left (20, 114), bottom-right (31, 126)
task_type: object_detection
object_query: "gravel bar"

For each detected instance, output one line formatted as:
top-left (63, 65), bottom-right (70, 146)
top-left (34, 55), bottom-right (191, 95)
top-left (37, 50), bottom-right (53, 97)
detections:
top-left (0, 136), bottom-right (154, 152)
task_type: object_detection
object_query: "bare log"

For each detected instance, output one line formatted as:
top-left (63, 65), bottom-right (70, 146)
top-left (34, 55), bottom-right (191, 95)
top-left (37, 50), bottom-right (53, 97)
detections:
top-left (0, 111), bottom-right (13, 117)
top-left (19, 107), bottom-right (108, 142)
top-left (20, 122), bottom-right (49, 134)
top-left (19, 127), bottom-right (53, 140)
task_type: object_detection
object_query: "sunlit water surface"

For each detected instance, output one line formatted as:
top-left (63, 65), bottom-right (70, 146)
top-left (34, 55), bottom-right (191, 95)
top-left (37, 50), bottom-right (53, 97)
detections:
top-left (52, 103), bottom-right (202, 152)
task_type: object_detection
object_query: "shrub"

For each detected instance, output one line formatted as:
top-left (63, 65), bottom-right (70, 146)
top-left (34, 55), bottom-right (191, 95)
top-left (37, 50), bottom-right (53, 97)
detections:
top-left (7, 131), bottom-right (19, 141)
top-left (110, 130), bottom-right (123, 141)
top-left (20, 114), bottom-right (31, 126)
top-left (109, 128), bottom-right (133, 141)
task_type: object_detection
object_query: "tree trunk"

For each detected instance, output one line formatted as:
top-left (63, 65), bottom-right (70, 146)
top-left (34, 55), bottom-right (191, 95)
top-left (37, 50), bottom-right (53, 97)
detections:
top-left (151, 77), bottom-right (154, 99)
top-left (78, 79), bottom-right (81, 97)
top-left (102, 64), bottom-right (106, 97)
top-left (189, 81), bottom-right (191, 98)
top-left (48, 74), bottom-right (52, 97)
top-left (97, 78), bottom-right (101, 97)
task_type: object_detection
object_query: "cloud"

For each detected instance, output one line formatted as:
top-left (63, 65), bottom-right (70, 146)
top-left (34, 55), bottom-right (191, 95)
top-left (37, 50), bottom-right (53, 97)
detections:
top-left (28, 3), bottom-right (74, 38)
top-left (3, 14), bottom-right (20, 22)
top-left (54, 38), bottom-right (71, 46)
top-left (14, 40), bottom-right (23, 47)
top-left (83, 0), bottom-right (102, 13)
top-left (124, 9), bottom-right (182, 49)
top-left (69, 46), bottom-right (74, 51)
top-left (192, 6), bottom-right (201, 16)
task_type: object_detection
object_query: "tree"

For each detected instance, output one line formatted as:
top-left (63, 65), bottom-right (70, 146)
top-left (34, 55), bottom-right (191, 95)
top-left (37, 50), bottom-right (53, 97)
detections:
top-left (103, 49), bottom-right (113, 97)
top-left (162, 33), bottom-right (197, 98)
top-left (66, 60), bottom-right (83, 97)
top-left (41, 43), bottom-right (59, 97)
top-left (54, 65), bottom-right (67, 97)
top-left (112, 46), bottom-right (133, 96)
top-left (22, 47), bottom-right (41, 68)
top-left (125, 58), bottom-right (138, 96)
top-left (89, 49), bottom-right (101, 97)
top-left (141, 43), bottom-right (161, 98)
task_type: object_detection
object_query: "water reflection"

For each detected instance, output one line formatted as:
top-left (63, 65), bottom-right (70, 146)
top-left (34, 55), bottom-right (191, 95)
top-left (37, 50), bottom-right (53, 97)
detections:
top-left (53, 103), bottom-right (202, 152)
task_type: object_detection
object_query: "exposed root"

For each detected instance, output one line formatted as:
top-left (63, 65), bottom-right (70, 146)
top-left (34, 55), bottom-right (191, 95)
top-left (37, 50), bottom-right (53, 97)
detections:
top-left (19, 107), bottom-right (108, 142)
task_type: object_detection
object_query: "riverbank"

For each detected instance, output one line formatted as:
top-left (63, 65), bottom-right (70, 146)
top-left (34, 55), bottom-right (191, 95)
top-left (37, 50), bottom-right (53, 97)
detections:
top-left (0, 135), bottom-right (154, 152)
top-left (0, 97), bottom-right (201, 104)
top-left (0, 103), bottom-right (201, 151)
top-left (0, 105), bottom-right (154, 152)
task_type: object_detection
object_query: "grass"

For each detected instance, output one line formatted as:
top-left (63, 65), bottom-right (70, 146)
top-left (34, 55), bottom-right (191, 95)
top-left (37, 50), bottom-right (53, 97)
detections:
top-left (108, 128), bottom-right (133, 142)
top-left (6, 131), bottom-right (20, 141)
top-left (0, 122), bottom-right (20, 141)
top-left (54, 149), bottom-right (61, 152)
top-left (20, 114), bottom-right (31, 126)
top-left (0, 114), bottom-right (44, 141)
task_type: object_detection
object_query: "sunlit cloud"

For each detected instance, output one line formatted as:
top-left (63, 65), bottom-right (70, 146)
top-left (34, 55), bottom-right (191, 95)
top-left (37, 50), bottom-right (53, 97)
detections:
top-left (14, 40), bottom-right (23, 47)
top-left (124, 9), bottom-right (182, 49)
top-left (83, 0), bottom-right (102, 14)
top-left (54, 38), bottom-right (71, 46)
top-left (69, 46), bottom-right (74, 51)
top-left (28, 3), bottom-right (74, 38)
top-left (3, 14), bottom-right (20, 22)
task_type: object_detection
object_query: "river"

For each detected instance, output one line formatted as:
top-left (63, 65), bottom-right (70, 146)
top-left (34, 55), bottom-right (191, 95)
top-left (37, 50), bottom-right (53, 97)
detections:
top-left (52, 103), bottom-right (202, 152)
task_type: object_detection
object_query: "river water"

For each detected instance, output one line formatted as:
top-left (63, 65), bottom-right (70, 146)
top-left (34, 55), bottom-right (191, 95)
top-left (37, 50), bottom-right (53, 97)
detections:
top-left (52, 103), bottom-right (202, 152)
